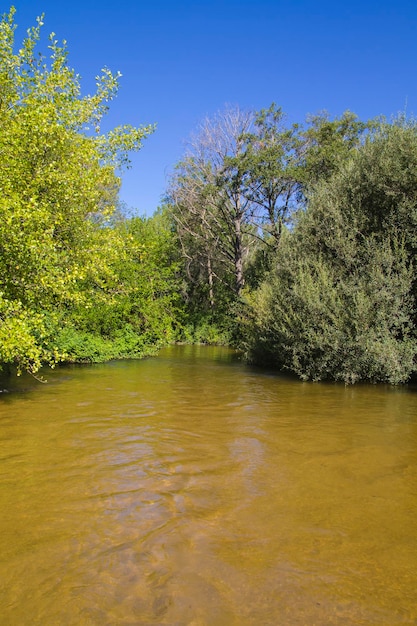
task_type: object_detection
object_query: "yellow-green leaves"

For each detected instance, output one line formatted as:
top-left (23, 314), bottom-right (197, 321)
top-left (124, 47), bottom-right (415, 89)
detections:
top-left (0, 8), bottom-right (155, 374)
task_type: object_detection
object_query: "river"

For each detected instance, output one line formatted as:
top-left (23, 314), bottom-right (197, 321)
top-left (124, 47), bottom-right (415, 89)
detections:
top-left (0, 344), bottom-right (416, 625)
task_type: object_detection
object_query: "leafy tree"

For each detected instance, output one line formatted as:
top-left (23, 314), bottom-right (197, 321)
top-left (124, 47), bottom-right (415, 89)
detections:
top-left (0, 7), bottom-right (154, 374)
top-left (245, 236), bottom-right (415, 383)
top-left (112, 210), bottom-right (182, 345)
top-left (244, 119), bottom-right (417, 383)
top-left (235, 106), bottom-right (370, 253)
top-left (55, 209), bottom-right (183, 362)
top-left (296, 110), bottom-right (371, 191)
top-left (238, 104), bottom-right (301, 249)
top-left (169, 105), bottom-right (370, 311)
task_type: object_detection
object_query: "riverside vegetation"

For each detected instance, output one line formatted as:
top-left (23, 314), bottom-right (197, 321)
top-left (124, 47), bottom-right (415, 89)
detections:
top-left (1, 8), bottom-right (417, 384)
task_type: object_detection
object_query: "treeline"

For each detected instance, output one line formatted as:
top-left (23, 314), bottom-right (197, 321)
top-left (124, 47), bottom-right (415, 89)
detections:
top-left (1, 9), bottom-right (416, 383)
top-left (167, 108), bottom-right (417, 384)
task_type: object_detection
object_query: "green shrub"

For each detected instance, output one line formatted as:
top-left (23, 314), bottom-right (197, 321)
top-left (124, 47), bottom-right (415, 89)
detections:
top-left (243, 121), bottom-right (417, 383)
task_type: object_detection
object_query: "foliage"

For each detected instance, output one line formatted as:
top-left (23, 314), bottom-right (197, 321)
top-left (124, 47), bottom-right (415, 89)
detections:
top-left (53, 324), bottom-right (159, 364)
top-left (244, 120), bottom-right (417, 383)
top-left (0, 8), bottom-right (154, 373)
top-left (168, 104), bottom-right (370, 345)
top-left (238, 104), bottom-right (301, 248)
top-left (178, 318), bottom-right (233, 346)
top-left (296, 110), bottom-right (372, 191)
top-left (50, 209), bottom-right (183, 363)
top-left (109, 210), bottom-right (183, 345)
top-left (245, 239), bottom-right (415, 383)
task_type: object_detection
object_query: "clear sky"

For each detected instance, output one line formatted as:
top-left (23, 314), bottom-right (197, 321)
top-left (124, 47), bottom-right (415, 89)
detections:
top-left (7, 0), bottom-right (417, 215)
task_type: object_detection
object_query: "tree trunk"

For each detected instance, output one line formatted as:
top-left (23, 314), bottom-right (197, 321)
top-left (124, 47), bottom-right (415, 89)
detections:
top-left (207, 255), bottom-right (215, 308)
top-left (234, 216), bottom-right (244, 296)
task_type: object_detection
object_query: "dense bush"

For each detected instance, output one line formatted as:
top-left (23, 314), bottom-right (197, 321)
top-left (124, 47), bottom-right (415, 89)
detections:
top-left (244, 121), bottom-right (417, 383)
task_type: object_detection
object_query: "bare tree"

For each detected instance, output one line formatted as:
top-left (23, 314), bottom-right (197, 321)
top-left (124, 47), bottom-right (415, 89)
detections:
top-left (169, 106), bottom-right (256, 302)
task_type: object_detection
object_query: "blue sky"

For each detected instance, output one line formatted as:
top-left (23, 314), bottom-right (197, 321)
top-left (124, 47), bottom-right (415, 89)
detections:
top-left (8, 0), bottom-right (417, 215)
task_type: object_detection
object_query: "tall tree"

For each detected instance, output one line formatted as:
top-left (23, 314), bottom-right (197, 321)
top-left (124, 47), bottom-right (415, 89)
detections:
top-left (169, 106), bottom-right (256, 302)
top-left (169, 105), bottom-right (370, 313)
top-left (238, 104), bottom-right (301, 249)
top-left (0, 8), bottom-right (154, 374)
top-left (244, 119), bottom-right (417, 384)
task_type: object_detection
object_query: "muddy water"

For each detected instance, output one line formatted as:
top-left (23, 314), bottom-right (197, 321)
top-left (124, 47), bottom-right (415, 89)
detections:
top-left (0, 344), bottom-right (416, 625)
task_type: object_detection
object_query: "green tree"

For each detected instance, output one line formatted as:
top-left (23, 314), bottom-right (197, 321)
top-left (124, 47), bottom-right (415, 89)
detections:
top-left (112, 210), bottom-right (182, 346)
top-left (297, 110), bottom-right (371, 190)
top-left (238, 104), bottom-right (301, 249)
top-left (169, 105), bottom-right (369, 312)
top-left (244, 119), bottom-right (417, 383)
top-left (55, 209), bottom-right (183, 362)
top-left (0, 7), bottom-right (154, 374)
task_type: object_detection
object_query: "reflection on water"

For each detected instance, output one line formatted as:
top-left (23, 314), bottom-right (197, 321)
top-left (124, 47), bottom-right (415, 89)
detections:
top-left (0, 345), bottom-right (416, 625)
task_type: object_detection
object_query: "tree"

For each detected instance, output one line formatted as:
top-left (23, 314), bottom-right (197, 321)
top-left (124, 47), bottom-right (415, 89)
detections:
top-left (0, 8), bottom-right (154, 374)
top-left (169, 104), bottom-right (370, 317)
top-left (244, 119), bottom-right (417, 383)
top-left (54, 208), bottom-right (183, 362)
top-left (238, 103), bottom-right (301, 250)
top-left (169, 106), bottom-right (256, 303)
top-left (234, 106), bottom-right (370, 253)
top-left (297, 110), bottom-right (371, 191)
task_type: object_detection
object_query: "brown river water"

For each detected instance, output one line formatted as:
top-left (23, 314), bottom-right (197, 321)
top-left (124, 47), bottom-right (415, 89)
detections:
top-left (0, 344), bottom-right (416, 625)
